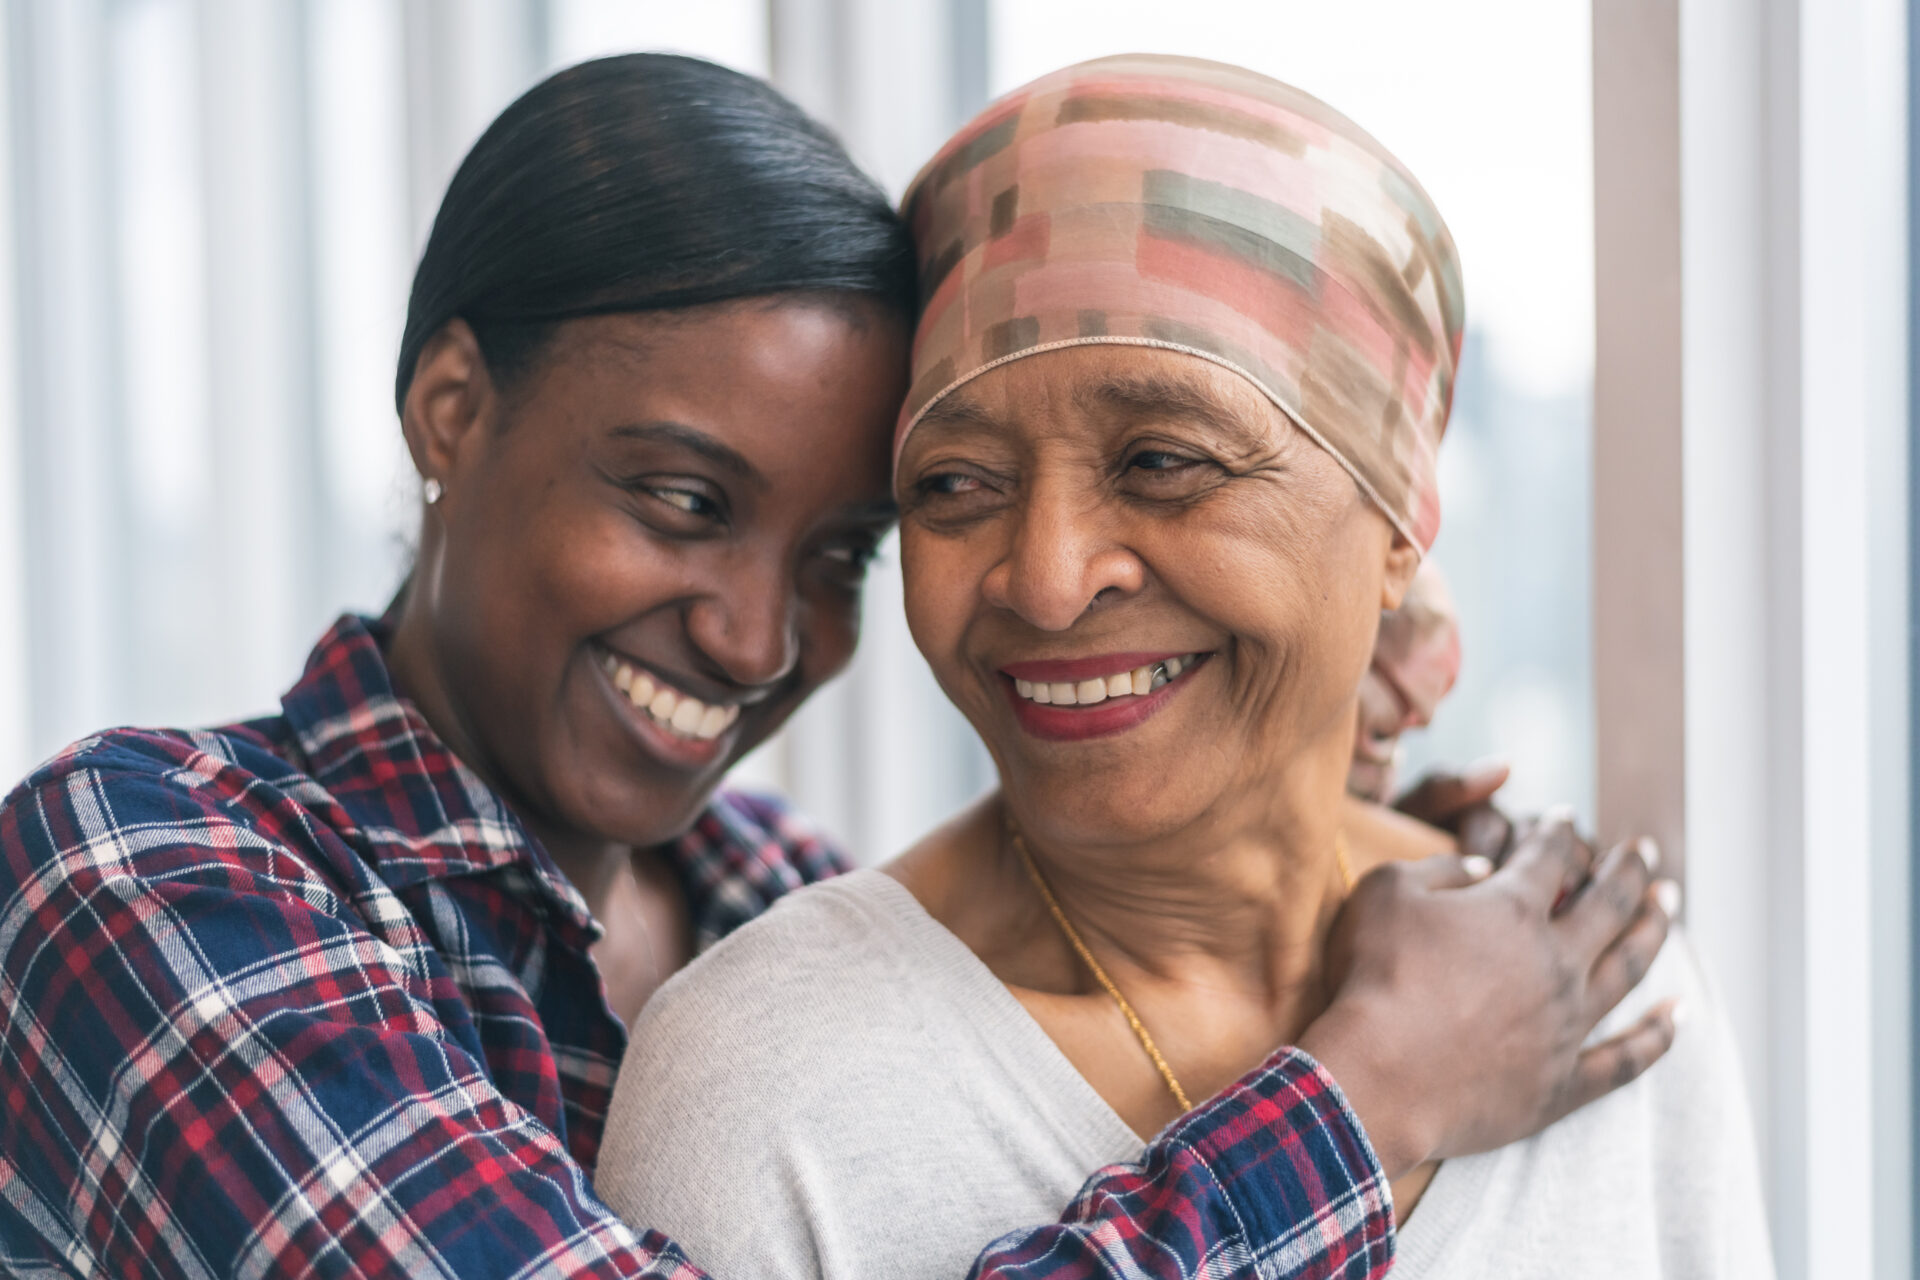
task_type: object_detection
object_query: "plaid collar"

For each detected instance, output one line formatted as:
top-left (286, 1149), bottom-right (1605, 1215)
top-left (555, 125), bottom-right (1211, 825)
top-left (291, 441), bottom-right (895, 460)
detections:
top-left (277, 614), bottom-right (599, 940)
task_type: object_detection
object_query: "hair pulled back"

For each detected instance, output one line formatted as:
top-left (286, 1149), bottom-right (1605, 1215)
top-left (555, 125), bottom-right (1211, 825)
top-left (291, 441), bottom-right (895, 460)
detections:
top-left (396, 53), bottom-right (916, 411)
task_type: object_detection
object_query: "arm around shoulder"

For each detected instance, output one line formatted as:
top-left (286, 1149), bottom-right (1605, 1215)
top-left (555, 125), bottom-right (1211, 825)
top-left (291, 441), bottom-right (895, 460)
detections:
top-left (0, 759), bottom-right (702, 1280)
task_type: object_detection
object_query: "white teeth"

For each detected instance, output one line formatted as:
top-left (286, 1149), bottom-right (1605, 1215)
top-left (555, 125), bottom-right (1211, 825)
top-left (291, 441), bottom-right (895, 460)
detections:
top-left (601, 649), bottom-right (741, 742)
top-left (1011, 655), bottom-right (1202, 708)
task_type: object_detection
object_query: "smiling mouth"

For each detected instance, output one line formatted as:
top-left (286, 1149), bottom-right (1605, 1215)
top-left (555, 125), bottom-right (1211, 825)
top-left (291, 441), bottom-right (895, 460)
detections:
top-left (1009, 653), bottom-right (1207, 707)
top-left (598, 648), bottom-right (742, 742)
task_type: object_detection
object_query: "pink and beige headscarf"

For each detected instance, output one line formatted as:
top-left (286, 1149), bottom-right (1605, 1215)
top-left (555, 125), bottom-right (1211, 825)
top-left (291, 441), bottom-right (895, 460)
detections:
top-left (897, 54), bottom-right (1465, 552)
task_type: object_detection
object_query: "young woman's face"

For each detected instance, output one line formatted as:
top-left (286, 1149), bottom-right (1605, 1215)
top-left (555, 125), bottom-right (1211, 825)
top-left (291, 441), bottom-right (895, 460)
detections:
top-left (408, 298), bottom-right (907, 847)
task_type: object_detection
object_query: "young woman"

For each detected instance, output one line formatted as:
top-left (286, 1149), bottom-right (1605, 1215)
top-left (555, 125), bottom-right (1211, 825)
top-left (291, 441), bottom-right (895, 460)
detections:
top-left (0, 55), bottom-right (1676, 1279)
top-left (595, 56), bottom-right (1756, 1280)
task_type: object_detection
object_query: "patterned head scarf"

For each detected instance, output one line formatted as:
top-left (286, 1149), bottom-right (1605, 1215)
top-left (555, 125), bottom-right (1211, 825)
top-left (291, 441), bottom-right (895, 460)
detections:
top-left (896, 54), bottom-right (1465, 551)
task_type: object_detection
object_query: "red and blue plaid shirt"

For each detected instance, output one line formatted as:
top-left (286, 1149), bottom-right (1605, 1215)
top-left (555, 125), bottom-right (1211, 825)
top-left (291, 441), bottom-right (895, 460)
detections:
top-left (0, 616), bottom-right (1392, 1278)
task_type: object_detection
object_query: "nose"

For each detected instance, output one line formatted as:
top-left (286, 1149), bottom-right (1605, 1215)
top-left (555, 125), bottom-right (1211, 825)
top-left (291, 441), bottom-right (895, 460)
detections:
top-left (684, 558), bottom-right (802, 690)
top-left (979, 473), bottom-right (1145, 631)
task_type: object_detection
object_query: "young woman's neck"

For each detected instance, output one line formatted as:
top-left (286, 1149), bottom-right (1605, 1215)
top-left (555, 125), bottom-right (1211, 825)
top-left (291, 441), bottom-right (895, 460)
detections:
top-left (382, 582), bottom-right (630, 920)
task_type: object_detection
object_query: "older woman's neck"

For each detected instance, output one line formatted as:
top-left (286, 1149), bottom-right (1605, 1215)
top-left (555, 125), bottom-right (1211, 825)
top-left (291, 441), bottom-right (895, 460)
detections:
top-left (1008, 743), bottom-right (1354, 1002)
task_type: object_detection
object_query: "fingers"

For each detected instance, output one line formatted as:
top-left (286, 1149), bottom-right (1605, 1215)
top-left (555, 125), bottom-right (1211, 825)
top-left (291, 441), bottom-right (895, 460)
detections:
top-left (1560, 838), bottom-right (1656, 957)
top-left (1583, 879), bottom-right (1677, 1026)
top-left (1554, 999), bottom-right (1683, 1121)
top-left (1494, 807), bottom-right (1593, 905)
top-left (1393, 850), bottom-right (1498, 893)
top-left (1393, 761), bottom-right (1510, 829)
top-left (1456, 805), bottom-right (1516, 865)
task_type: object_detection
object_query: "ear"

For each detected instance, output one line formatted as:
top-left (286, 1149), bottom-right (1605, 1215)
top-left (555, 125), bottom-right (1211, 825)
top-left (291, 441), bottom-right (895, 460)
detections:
top-left (399, 319), bottom-right (495, 498)
top-left (1378, 531), bottom-right (1422, 611)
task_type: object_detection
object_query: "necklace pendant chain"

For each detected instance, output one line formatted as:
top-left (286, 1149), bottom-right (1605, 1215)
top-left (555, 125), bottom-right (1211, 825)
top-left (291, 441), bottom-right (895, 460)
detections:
top-left (1007, 820), bottom-right (1358, 1118)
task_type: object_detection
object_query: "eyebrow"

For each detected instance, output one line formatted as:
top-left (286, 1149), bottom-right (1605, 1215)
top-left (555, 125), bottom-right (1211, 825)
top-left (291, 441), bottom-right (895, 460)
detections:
top-left (909, 394), bottom-right (1005, 440)
top-left (1075, 370), bottom-right (1270, 448)
top-left (608, 422), bottom-right (764, 487)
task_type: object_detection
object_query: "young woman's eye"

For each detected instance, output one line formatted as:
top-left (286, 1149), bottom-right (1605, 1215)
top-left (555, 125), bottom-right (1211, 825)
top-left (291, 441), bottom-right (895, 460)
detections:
top-left (647, 486), bottom-right (721, 519)
top-left (821, 540), bottom-right (878, 569)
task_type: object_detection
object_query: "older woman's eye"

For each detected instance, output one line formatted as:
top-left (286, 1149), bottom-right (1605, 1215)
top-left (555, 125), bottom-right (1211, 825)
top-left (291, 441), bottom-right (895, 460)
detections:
top-left (1125, 449), bottom-right (1199, 473)
top-left (917, 471), bottom-right (985, 496)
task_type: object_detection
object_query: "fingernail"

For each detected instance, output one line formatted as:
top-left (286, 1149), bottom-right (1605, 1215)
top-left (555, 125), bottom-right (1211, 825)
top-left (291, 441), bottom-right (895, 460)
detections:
top-left (1669, 1000), bottom-right (1690, 1030)
top-left (1653, 880), bottom-right (1683, 916)
top-left (1542, 802), bottom-right (1577, 829)
top-left (1636, 837), bottom-right (1661, 873)
top-left (1461, 854), bottom-right (1494, 880)
top-left (1464, 756), bottom-right (1509, 784)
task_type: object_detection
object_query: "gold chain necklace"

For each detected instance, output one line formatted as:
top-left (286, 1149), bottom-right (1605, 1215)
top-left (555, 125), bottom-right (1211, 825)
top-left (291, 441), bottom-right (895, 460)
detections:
top-left (1008, 821), bottom-right (1357, 1116)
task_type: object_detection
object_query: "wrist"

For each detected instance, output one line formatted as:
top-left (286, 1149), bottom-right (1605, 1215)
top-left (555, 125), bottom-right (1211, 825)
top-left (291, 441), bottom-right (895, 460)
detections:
top-left (1296, 998), bottom-right (1433, 1181)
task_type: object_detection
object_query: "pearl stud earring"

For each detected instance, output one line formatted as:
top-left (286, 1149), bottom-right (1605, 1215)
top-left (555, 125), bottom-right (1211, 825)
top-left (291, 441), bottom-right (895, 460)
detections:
top-left (423, 478), bottom-right (443, 505)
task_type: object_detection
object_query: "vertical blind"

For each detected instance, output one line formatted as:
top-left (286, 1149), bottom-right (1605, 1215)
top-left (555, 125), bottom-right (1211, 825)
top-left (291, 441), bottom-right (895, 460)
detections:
top-left (0, 0), bottom-right (993, 861)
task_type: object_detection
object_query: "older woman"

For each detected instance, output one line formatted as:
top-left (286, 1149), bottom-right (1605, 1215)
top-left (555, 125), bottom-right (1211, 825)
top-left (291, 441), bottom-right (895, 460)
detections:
top-left (595, 55), bottom-right (1763, 1278)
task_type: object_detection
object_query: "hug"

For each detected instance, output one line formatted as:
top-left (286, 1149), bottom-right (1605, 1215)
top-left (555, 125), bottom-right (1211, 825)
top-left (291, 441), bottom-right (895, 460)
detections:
top-left (0, 49), bottom-right (1760, 1280)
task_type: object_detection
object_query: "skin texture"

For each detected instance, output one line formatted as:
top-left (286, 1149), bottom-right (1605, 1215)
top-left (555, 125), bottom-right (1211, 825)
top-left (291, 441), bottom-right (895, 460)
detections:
top-left (888, 346), bottom-right (1677, 1211)
top-left (386, 299), bottom-right (907, 1022)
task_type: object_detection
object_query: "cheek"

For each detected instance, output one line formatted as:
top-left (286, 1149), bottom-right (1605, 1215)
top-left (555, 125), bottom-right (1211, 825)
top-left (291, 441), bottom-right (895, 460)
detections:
top-left (899, 530), bottom-right (980, 681)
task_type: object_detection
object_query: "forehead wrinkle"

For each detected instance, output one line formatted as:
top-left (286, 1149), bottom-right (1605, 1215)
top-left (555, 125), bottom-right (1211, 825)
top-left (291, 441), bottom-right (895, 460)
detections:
top-left (909, 392), bottom-right (1008, 443)
top-left (1074, 366), bottom-right (1280, 460)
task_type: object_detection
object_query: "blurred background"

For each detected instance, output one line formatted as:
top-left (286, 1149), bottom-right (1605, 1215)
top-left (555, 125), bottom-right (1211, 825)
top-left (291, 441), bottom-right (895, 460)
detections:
top-left (0, 1), bottom-right (1910, 1276)
top-left (0, 0), bottom-right (1599, 850)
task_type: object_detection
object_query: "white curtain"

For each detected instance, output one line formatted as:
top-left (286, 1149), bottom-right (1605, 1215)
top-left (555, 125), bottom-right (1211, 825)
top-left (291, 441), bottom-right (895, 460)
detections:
top-left (0, 0), bottom-right (992, 862)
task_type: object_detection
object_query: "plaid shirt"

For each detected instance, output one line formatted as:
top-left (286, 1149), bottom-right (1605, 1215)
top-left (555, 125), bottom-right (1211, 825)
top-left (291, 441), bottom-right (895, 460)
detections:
top-left (0, 616), bottom-right (1392, 1279)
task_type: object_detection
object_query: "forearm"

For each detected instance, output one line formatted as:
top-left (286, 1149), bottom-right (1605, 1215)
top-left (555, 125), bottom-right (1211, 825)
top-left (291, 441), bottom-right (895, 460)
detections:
top-left (968, 1049), bottom-right (1394, 1280)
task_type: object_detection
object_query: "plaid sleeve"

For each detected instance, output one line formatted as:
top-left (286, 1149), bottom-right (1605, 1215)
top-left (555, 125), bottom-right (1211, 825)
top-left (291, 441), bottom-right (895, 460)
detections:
top-left (969, 1049), bottom-right (1395, 1280)
top-left (0, 762), bottom-right (707, 1280)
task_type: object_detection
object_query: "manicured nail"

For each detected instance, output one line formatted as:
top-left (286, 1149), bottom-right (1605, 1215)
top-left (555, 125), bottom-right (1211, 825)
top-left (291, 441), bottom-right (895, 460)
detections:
top-left (1464, 757), bottom-right (1509, 785)
top-left (1461, 854), bottom-right (1494, 880)
top-left (1542, 802), bottom-right (1577, 830)
top-left (1636, 837), bottom-right (1661, 873)
top-left (1653, 880), bottom-right (1683, 916)
top-left (1669, 1000), bottom-right (1690, 1030)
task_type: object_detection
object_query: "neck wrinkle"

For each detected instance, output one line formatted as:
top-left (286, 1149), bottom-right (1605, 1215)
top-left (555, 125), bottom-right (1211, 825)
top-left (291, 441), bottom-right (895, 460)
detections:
top-left (1004, 743), bottom-right (1351, 1009)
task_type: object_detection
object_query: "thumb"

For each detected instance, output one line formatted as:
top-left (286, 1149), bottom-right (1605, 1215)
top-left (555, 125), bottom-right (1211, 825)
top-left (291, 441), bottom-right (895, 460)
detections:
top-left (1398, 850), bottom-right (1496, 893)
top-left (1395, 760), bottom-right (1511, 825)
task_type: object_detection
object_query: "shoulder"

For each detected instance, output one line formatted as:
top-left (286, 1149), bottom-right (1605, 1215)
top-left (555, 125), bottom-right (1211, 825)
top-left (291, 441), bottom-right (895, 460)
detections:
top-left (1341, 796), bottom-right (1456, 877)
top-left (669, 786), bottom-right (854, 948)
top-left (624, 870), bottom-right (916, 1073)
top-left (605, 870), bottom-right (932, 1137)
top-left (0, 722), bottom-right (376, 1010)
top-left (0, 721), bottom-right (309, 886)
top-left (595, 871), bottom-right (924, 1268)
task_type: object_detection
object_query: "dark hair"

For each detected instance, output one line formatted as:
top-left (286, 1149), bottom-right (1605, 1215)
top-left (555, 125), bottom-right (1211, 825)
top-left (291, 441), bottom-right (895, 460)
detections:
top-left (395, 53), bottom-right (917, 411)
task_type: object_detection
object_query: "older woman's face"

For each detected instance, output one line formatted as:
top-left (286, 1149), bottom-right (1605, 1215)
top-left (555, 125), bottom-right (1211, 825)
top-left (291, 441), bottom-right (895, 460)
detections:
top-left (898, 346), bottom-right (1418, 844)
